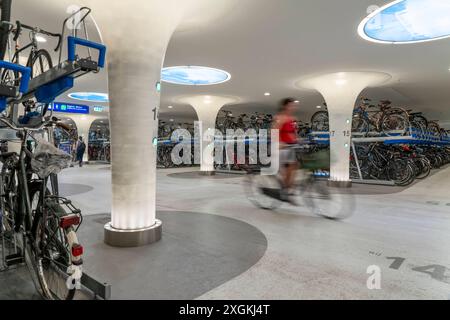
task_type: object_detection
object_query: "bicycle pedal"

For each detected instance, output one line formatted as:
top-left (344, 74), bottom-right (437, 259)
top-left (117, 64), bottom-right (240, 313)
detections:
top-left (5, 253), bottom-right (24, 267)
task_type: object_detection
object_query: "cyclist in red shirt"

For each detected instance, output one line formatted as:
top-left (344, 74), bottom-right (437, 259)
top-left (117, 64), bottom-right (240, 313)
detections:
top-left (272, 98), bottom-right (299, 201)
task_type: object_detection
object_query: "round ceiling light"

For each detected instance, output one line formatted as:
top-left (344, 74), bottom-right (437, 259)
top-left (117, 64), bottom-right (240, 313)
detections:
top-left (68, 92), bottom-right (109, 103)
top-left (358, 0), bottom-right (450, 44)
top-left (161, 66), bottom-right (231, 86)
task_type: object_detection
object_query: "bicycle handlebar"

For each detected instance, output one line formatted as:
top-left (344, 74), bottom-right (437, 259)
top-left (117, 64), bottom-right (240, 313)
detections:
top-left (0, 115), bottom-right (66, 133)
top-left (13, 20), bottom-right (62, 51)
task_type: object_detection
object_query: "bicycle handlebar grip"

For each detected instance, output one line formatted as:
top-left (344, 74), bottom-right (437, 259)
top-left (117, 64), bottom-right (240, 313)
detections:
top-left (67, 36), bottom-right (106, 68)
top-left (0, 60), bottom-right (31, 93)
top-left (54, 34), bottom-right (63, 52)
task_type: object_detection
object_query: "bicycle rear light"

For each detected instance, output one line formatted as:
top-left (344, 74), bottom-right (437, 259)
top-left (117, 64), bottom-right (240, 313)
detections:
top-left (60, 214), bottom-right (81, 229)
top-left (71, 244), bottom-right (84, 257)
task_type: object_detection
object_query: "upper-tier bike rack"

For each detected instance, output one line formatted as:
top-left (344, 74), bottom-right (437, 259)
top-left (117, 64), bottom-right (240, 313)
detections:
top-left (0, 36), bottom-right (106, 110)
top-left (309, 129), bottom-right (450, 147)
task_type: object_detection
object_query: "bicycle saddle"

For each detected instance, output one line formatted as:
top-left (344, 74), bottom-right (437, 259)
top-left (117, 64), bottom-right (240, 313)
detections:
top-left (380, 100), bottom-right (392, 105)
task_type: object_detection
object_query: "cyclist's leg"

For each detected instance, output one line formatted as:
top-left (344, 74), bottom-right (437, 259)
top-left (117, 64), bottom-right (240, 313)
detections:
top-left (279, 148), bottom-right (299, 204)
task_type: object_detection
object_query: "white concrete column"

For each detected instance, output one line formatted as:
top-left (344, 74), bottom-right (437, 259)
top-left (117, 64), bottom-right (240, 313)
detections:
top-left (178, 95), bottom-right (237, 173)
top-left (42, 0), bottom-right (242, 247)
top-left (82, 1), bottom-right (188, 247)
top-left (299, 72), bottom-right (390, 186)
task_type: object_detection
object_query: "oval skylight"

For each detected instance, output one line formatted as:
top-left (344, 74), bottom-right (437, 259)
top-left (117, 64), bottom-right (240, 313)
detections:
top-left (161, 66), bottom-right (231, 86)
top-left (68, 92), bottom-right (109, 103)
top-left (358, 0), bottom-right (450, 44)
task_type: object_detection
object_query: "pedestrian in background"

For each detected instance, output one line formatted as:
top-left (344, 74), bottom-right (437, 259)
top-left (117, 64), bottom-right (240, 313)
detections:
top-left (76, 136), bottom-right (86, 167)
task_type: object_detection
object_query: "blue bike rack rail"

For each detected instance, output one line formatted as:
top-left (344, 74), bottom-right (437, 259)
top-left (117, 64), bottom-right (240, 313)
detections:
top-left (309, 130), bottom-right (450, 147)
top-left (68, 36), bottom-right (106, 68)
top-left (0, 61), bottom-right (31, 112)
top-left (0, 36), bottom-right (107, 107)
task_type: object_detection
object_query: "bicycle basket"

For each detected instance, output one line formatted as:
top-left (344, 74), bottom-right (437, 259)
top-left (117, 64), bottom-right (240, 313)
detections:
top-left (300, 149), bottom-right (330, 170)
top-left (31, 139), bottom-right (72, 178)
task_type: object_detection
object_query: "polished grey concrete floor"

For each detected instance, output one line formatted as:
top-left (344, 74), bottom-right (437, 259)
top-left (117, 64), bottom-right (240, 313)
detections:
top-left (1, 211), bottom-right (267, 300)
top-left (2, 165), bottom-right (450, 299)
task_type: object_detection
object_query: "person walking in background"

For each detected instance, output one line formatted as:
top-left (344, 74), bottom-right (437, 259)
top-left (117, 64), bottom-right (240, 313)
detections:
top-left (76, 136), bottom-right (86, 167)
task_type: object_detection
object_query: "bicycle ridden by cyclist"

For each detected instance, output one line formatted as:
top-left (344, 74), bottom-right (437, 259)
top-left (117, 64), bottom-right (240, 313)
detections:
top-left (272, 98), bottom-right (300, 203)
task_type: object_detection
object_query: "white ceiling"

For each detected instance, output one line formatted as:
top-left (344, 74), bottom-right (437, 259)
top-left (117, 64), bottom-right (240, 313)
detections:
top-left (11, 0), bottom-right (450, 127)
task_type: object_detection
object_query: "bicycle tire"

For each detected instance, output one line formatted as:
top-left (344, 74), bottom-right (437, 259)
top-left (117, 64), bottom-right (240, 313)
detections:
top-left (29, 49), bottom-right (53, 78)
top-left (310, 111), bottom-right (329, 132)
top-left (415, 158), bottom-right (431, 180)
top-left (28, 182), bottom-right (78, 300)
top-left (352, 114), bottom-right (369, 136)
top-left (427, 122), bottom-right (442, 139)
top-left (300, 176), bottom-right (354, 220)
top-left (380, 113), bottom-right (408, 136)
top-left (0, 0), bottom-right (11, 61)
top-left (245, 173), bottom-right (283, 211)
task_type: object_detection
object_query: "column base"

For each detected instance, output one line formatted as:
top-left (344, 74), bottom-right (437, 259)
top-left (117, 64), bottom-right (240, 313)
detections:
top-left (199, 171), bottom-right (216, 176)
top-left (104, 220), bottom-right (162, 247)
top-left (327, 180), bottom-right (352, 188)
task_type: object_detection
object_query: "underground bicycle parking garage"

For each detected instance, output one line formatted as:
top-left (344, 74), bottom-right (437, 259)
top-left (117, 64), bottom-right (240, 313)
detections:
top-left (0, 0), bottom-right (449, 308)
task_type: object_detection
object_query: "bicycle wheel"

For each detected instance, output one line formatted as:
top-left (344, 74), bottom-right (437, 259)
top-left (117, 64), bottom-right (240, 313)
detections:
top-left (415, 158), bottom-right (431, 180)
top-left (380, 113), bottom-right (408, 136)
top-left (0, 156), bottom-right (18, 232)
top-left (28, 182), bottom-right (81, 300)
top-left (352, 114), bottom-right (369, 136)
top-left (245, 173), bottom-right (283, 210)
top-left (310, 111), bottom-right (329, 132)
top-left (387, 159), bottom-right (415, 186)
top-left (299, 176), bottom-right (354, 220)
top-left (29, 49), bottom-right (53, 78)
top-left (0, 0), bottom-right (11, 61)
top-left (428, 122), bottom-right (442, 139)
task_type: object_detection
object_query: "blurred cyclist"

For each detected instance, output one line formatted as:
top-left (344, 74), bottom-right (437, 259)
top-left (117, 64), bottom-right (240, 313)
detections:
top-left (272, 98), bottom-right (299, 202)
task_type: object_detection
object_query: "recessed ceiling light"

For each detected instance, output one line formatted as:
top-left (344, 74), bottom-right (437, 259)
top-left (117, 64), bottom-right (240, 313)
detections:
top-left (264, 92), bottom-right (271, 96)
top-left (294, 100), bottom-right (300, 103)
top-left (68, 92), bottom-right (109, 103)
top-left (168, 106), bottom-right (173, 109)
top-left (316, 105), bottom-right (322, 109)
top-left (170, 119), bottom-right (174, 122)
top-left (35, 36), bottom-right (47, 43)
top-left (358, 0), bottom-right (450, 44)
top-left (161, 66), bottom-right (231, 86)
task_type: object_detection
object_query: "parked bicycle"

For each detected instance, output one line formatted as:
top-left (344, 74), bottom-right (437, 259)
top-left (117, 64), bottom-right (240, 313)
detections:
top-left (312, 98), bottom-right (448, 140)
top-left (0, 114), bottom-right (84, 300)
top-left (350, 143), bottom-right (449, 186)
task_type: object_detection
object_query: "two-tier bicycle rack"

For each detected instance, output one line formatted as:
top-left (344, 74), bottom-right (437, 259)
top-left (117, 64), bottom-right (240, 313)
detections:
top-left (309, 128), bottom-right (450, 186)
top-left (0, 34), bottom-right (111, 300)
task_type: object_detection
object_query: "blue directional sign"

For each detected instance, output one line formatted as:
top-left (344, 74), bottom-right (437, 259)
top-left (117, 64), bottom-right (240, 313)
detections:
top-left (51, 102), bottom-right (90, 114)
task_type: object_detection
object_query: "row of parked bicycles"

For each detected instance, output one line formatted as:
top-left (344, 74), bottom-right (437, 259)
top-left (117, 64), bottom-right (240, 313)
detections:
top-left (216, 109), bottom-right (312, 138)
top-left (350, 143), bottom-right (450, 186)
top-left (312, 98), bottom-right (450, 139)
